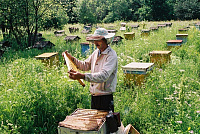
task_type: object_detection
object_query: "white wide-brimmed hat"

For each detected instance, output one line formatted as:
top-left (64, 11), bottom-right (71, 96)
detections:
top-left (93, 28), bottom-right (115, 39)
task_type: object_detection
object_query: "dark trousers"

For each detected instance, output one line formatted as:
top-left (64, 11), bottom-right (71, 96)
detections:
top-left (91, 94), bottom-right (114, 112)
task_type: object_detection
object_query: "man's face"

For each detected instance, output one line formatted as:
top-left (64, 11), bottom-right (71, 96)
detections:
top-left (94, 40), bottom-right (107, 51)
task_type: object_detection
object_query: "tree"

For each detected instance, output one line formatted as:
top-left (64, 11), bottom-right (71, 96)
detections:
top-left (174, 0), bottom-right (200, 20)
top-left (0, 0), bottom-right (66, 49)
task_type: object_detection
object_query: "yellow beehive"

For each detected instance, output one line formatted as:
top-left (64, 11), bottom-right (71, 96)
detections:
top-left (124, 32), bottom-right (135, 40)
top-left (122, 62), bottom-right (154, 86)
top-left (35, 52), bottom-right (59, 67)
top-left (149, 51), bottom-right (172, 67)
top-left (141, 30), bottom-right (150, 37)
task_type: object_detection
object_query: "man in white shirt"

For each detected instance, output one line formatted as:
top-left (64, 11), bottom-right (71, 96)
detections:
top-left (63, 28), bottom-right (117, 112)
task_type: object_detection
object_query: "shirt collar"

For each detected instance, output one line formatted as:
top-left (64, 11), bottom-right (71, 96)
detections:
top-left (100, 46), bottom-right (111, 55)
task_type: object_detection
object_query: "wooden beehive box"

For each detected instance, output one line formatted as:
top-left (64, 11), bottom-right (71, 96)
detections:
top-left (178, 28), bottom-right (188, 34)
top-left (165, 22), bottom-right (172, 27)
top-left (150, 27), bottom-right (158, 31)
top-left (166, 40), bottom-right (182, 49)
top-left (122, 62), bottom-right (154, 86)
top-left (112, 36), bottom-right (123, 44)
top-left (33, 41), bottom-right (55, 49)
top-left (124, 32), bottom-right (135, 40)
top-left (35, 52), bottom-right (59, 67)
top-left (121, 22), bottom-right (126, 27)
top-left (120, 27), bottom-right (126, 31)
top-left (58, 109), bottom-right (108, 134)
top-left (141, 29), bottom-right (150, 37)
top-left (107, 29), bottom-right (117, 33)
top-left (149, 51), bottom-right (172, 67)
top-left (176, 34), bottom-right (188, 44)
top-left (64, 36), bottom-right (81, 42)
top-left (54, 30), bottom-right (65, 36)
top-left (157, 24), bottom-right (166, 28)
top-left (131, 24), bottom-right (139, 29)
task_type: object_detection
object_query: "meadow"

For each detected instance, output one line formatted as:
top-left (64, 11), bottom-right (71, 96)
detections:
top-left (0, 20), bottom-right (200, 134)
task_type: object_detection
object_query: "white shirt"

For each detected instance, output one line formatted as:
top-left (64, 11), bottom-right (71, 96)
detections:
top-left (73, 46), bottom-right (118, 96)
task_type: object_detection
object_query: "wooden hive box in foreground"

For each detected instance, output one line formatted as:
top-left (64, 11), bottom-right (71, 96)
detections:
top-left (35, 52), bottom-right (59, 67)
top-left (149, 51), bottom-right (172, 67)
top-left (122, 62), bottom-right (154, 86)
top-left (58, 109), bottom-right (108, 134)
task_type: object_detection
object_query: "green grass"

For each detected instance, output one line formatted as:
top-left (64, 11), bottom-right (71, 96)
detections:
top-left (0, 21), bottom-right (200, 133)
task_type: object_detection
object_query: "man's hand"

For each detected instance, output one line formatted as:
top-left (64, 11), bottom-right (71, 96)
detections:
top-left (68, 70), bottom-right (85, 80)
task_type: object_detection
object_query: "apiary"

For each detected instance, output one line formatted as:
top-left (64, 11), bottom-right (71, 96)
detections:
top-left (149, 51), bottom-right (172, 67)
top-left (141, 29), bottom-right (150, 37)
top-left (178, 29), bottom-right (188, 34)
top-left (35, 52), bottom-right (59, 67)
top-left (176, 34), bottom-right (188, 44)
top-left (58, 109), bottom-right (108, 134)
top-left (122, 62), bottom-right (154, 86)
top-left (166, 40), bottom-right (182, 49)
top-left (124, 32), bottom-right (135, 40)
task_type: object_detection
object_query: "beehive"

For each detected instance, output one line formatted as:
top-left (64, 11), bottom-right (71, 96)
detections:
top-left (107, 29), bottom-right (117, 33)
top-left (195, 23), bottom-right (200, 30)
top-left (176, 34), bottom-right (188, 44)
top-left (141, 30), bottom-right (150, 37)
top-left (131, 25), bottom-right (139, 29)
top-left (58, 109), bottom-right (108, 134)
top-left (122, 62), bottom-right (154, 86)
top-left (157, 24), bottom-right (166, 28)
top-left (166, 40), bottom-right (182, 49)
top-left (150, 27), bottom-right (158, 31)
top-left (124, 32), bottom-right (135, 40)
top-left (35, 52), bottom-right (59, 67)
top-left (165, 22), bottom-right (172, 27)
top-left (80, 42), bottom-right (92, 57)
top-left (178, 29), bottom-right (188, 34)
top-left (54, 30), bottom-right (65, 36)
top-left (121, 22), bottom-right (126, 27)
top-left (149, 51), bottom-right (172, 67)
top-left (120, 27), bottom-right (126, 31)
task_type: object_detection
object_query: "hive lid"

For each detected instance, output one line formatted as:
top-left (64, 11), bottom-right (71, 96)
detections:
top-left (124, 32), bottom-right (134, 35)
top-left (58, 109), bottom-right (108, 131)
top-left (166, 40), bottom-right (183, 43)
top-left (35, 52), bottom-right (58, 59)
top-left (149, 51), bottom-right (172, 55)
top-left (120, 27), bottom-right (126, 31)
top-left (178, 29), bottom-right (188, 31)
top-left (176, 34), bottom-right (188, 37)
top-left (122, 62), bottom-right (154, 71)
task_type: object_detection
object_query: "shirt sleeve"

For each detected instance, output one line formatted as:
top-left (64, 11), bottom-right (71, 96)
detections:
top-left (72, 55), bottom-right (92, 71)
top-left (85, 54), bottom-right (117, 83)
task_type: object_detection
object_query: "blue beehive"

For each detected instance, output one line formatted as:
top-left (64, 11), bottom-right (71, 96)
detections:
top-left (195, 23), bottom-right (200, 30)
top-left (176, 34), bottom-right (188, 44)
top-left (80, 42), bottom-right (91, 57)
